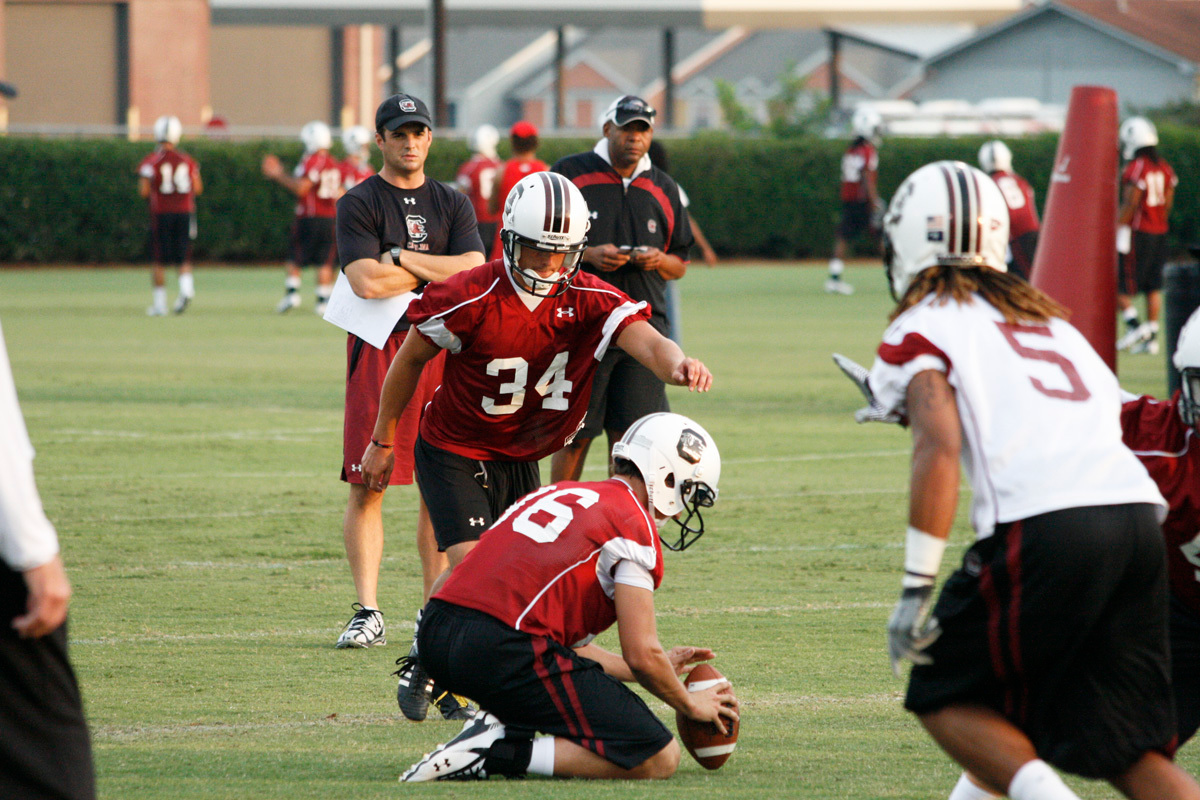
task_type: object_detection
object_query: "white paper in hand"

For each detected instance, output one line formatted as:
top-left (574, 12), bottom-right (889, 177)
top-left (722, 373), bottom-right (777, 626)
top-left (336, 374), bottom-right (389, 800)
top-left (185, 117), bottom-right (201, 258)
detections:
top-left (322, 271), bottom-right (417, 349)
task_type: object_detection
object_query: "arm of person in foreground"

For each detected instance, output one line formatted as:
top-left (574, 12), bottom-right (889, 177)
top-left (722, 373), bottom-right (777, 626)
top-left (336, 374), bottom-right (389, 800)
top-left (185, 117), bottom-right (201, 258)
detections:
top-left (616, 320), bottom-right (711, 391)
top-left (359, 332), bottom-right (441, 491)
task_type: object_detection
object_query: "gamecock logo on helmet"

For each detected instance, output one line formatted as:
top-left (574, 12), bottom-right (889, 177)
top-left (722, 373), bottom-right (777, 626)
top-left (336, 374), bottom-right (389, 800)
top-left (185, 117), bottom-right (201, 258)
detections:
top-left (677, 429), bottom-right (706, 464)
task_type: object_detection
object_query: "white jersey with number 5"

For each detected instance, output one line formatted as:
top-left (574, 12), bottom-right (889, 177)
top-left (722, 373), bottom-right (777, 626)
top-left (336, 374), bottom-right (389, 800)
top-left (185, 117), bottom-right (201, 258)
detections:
top-left (869, 294), bottom-right (1164, 538)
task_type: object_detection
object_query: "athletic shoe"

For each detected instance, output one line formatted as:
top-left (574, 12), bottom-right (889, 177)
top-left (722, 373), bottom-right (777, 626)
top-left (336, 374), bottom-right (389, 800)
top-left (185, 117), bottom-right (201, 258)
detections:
top-left (1117, 323), bottom-right (1150, 352)
top-left (314, 299), bottom-right (328, 317)
top-left (433, 688), bottom-right (477, 721)
top-left (395, 648), bottom-right (433, 721)
top-left (400, 712), bottom-right (505, 782)
top-left (146, 305), bottom-right (167, 317)
top-left (824, 277), bottom-right (855, 295)
top-left (276, 293), bottom-right (301, 313)
top-left (335, 603), bottom-right (385, 648)
top-left (173, 294), bottom-right (192, 314)
top-left (1132, 335), bottom-right (1160, 356)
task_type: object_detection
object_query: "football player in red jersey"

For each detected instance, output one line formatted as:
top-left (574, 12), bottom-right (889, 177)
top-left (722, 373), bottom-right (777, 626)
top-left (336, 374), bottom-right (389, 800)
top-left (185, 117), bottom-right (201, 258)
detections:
top-left (455, 124), bottom-right (502, 254)
top-left (361, 171), bottom-right (712, 722)
top-left (488, 121), bottom-right (548, 261)
top-left (1116, 117), bottom-right (1178, 355)
top-left (398, 412), bottom-right (737, 782)
top-left (137, 115), bottom-right (202, 316)
top-left (262, 120), bottom-right (343, 315)
top-left (826, 106), bottom-right (883, 296)
top-left (340, 126), bottom-right (375, 191)
top-left (978, 140), bottom-right (1039, 281)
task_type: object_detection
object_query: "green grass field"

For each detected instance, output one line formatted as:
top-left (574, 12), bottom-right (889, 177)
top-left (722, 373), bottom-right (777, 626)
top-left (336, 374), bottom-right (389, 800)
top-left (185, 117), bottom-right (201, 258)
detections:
top-left (0, 263), bottom-right (1187, 799)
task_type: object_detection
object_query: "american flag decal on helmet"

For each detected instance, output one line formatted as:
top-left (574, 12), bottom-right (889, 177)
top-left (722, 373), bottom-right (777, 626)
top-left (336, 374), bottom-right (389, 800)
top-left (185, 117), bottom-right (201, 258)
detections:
top-left (538, 172), bottom-right (571, 234)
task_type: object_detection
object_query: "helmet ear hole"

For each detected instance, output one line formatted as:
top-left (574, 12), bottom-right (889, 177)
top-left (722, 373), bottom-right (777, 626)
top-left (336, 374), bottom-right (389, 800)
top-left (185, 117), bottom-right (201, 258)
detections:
top-left (664, 473), bottom-right (676, 489)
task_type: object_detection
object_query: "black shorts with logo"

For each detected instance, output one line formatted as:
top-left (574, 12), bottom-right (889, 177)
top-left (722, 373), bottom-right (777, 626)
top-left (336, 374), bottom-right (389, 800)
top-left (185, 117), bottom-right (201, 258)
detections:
top-left (1119, 231), bottom-right (1168, 295)
top-left (290, 216), bottom-right (336, 268)
top-left (905, 503), bottom-right (1174, 779)
top-left (578, 348), bottom-right (669, 440)
top-left (419, 599), bottom-right (673, 769)
top-left (413, 435), bottom-right (541, 551)
top-left (151, 212), bottom-right (192, 266)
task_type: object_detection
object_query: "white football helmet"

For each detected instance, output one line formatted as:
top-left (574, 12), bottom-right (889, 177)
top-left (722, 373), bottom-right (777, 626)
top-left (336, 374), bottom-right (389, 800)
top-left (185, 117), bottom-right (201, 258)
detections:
top-left (342, 125), bottom-right (372, 155)
top-left (852, 106), bottom-right (883, 141)
top-left (612, 412), bottom-right (721, 551)
top-left (500, 172), bottom-right (590, 297)
top-left (300, 120), bottom-right (332, 153)
top-left (1120, 116), bottom-right (1158, 161)
top-left (471, 124), bottom-right (500, 158)
top-left (978, 140), bottom-right (1013, 174)
top-left (154, 115), bottom-right (182, 145)
top-left (883, 160), bottom-right (1010, 301)
top-left (1174, 308), bottom-right (1200, 429)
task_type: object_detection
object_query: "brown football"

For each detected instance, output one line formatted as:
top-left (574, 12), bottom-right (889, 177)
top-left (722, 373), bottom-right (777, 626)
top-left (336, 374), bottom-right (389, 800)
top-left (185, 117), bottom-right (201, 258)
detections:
top-left (675, 663), bottom-right (738, 770)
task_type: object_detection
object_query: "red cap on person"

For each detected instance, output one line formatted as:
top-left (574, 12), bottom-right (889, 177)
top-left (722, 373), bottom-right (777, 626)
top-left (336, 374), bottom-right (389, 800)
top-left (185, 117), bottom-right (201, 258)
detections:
top-left (510, 121), bottom-right (538, 138)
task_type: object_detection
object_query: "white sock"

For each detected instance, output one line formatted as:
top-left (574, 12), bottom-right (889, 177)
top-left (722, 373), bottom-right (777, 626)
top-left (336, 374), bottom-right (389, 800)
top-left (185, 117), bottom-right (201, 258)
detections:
top-left (152, 287), bottom-right (167, 311)
top-left (527, 736), bottom-right (555, 776)
top-left (829, 258), bottom-right (845, 278)
top-left (317, 284), bottom-right (332, 301)
top-left (285, 275), bottom-right (301, 291)
top-left (1148, 320), bottom-right (1159, 334)
top-left (179, 272), bottom-right (194, 298)
top-left (949, 771), bottom-right (1001, 800)
top-left (1008, 760), bottom-right (1081, 800)
top-left (1123, 307), bottom-right (1140, 324)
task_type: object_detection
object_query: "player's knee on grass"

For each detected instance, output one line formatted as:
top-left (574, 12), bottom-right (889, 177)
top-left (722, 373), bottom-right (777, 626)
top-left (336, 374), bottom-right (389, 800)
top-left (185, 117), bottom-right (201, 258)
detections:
top-left (633, 738), bottom-right (680, 780)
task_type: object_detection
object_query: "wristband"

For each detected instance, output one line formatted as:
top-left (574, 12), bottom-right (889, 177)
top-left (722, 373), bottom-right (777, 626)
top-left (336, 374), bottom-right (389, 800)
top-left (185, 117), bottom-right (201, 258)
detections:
top-left (370, 438), bottom-right (393, 449)
top-left (902, 526), bottom-right (947, 588)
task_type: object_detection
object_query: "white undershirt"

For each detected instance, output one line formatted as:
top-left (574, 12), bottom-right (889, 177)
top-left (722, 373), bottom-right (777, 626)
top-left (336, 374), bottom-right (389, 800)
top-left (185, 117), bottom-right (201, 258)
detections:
top-left (613, 559), bottom-right (654, 591)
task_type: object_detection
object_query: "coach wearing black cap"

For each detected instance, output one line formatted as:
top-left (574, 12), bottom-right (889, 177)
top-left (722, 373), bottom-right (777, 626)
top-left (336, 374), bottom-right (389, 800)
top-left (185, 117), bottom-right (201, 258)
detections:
top-left (549, 94), bottom-right (696, 484)
top-left (331, 92), bottom-right (483, 722)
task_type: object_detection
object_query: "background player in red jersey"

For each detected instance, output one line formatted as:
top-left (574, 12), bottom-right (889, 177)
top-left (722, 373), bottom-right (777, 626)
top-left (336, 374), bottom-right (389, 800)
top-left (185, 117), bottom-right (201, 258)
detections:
top-left (361, 171), bottom-right (712, 722)
top-left (978, 140), bottom-right (1039, 281)
top-left (455, 124), bottom-right (501, 254)
top-left (488, 120), bottom-right (547, 261)
top-left (262, 120), bottom-right (343, 315)
top-left (1116, 117), bottom-right (1178, 355)
top-left (137, 115), bottom-right (202, 316)
top-left (826, 106), bottom-right (883, 296)
top-left (339, 126), bottom-right (375, 191)
top-left (398, 412), bottom-right (737, 782)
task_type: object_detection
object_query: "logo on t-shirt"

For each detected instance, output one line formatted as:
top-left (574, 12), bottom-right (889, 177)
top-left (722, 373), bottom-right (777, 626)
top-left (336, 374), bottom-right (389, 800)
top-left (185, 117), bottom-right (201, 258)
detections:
top-left (647, 220), bottom-right (658, 234)
top-left (556, 307), bottom-right (575, 320)
top-left (406, 214), bottom-right (428, 243)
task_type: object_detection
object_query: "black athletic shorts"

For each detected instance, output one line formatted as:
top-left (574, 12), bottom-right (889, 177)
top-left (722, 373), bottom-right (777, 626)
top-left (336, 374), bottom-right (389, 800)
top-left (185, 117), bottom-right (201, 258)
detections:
top-left (1171, 596), bottom-right (1200, 746)
top-left (905, 503), bottom-right (1174, 780)
top-left (151, 212), bottom-right (192, 266)
top-left (1008, 230), bottom-right (1038, 281)
top-left (290, 216), bottom-right (336, 268)
top-left (838, 200), bottom-right (874, 239)
top-left (578, 348), bottom-right (669, 440)
top-left (419, 599), bottom-right (674, 769)
top-left (413, 435), bottom-right (541, 550)
top-left (1119, 231), bottom-right (1168, 295)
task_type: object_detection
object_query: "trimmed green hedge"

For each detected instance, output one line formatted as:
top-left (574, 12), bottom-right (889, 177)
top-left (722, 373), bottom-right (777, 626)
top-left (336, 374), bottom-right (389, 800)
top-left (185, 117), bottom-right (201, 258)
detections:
top-left (0, 127), bottom-right (1196, 263)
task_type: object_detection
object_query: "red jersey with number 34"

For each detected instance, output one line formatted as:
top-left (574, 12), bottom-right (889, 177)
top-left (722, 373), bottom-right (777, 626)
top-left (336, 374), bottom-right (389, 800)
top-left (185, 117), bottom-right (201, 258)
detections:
top-left (294, 151), bottom-right (342, 218)
top-left (867, 294), bottom-right (1164, 539)
top-left (1121, 393), bottom-right (1200, 616)
top-left (137, 147), bottom-right (199, 214)
top-left (1122, 156), bottom-right (1177, 234)
top-left (408, 259), bottom-right (650, 461)
top-left (989, 170), bottom-right (1039, 239)
top-left (434, 478), bottom-right (664, 647)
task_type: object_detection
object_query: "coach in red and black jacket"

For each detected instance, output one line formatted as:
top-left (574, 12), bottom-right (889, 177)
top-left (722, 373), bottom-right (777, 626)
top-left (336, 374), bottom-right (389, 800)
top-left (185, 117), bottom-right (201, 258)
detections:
top-left (549, 95), bottom-right (695, 484)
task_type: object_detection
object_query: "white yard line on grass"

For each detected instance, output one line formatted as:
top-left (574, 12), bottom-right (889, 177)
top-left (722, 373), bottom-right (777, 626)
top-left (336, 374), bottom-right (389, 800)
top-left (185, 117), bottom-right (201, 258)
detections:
top-left (43, 428), bottom-right (338, 442)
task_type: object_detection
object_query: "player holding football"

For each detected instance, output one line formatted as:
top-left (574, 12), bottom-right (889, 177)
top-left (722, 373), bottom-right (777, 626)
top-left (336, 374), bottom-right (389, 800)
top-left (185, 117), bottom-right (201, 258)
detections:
top-left (137, 115), bottom-right (201, 316)
top-left (837, 161), bottom-right (1198, 800)
top-left (262, 121), bottom-right (343, 315)
top-left (826, 106), bottom-right (883, 296)
top-left (360, 171), bottom-right (712, 723)
top-left (397, 412), bottom-right (737, 781)
top-left (978, 140), bottom-right (1039, 281)
top-left (1116, 117), bottom-right (1178, 355)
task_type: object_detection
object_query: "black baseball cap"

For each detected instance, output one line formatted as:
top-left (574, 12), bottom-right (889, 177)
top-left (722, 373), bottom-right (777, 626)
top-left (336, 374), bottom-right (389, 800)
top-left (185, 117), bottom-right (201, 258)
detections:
top-left (603, 95), bottom-right (656, 128)
top-left (376, 93), bottom-right (433, 131)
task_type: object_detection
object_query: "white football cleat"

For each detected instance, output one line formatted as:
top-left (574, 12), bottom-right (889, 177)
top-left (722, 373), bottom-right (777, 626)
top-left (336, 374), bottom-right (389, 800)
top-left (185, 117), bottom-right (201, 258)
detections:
top-left (1117, 323), bottom-right (1151, 352)
top-left (146, 304), bottom-right (167, 317)
top-left (173, 294), bottom-right (192, 314)
top-left (335, 604), bottom-right (385, 648)
top-left (276, 293), bottom-right (301, 313)
top-left (401, 712), bottom-right (506, 782)
top-left (824, 277), bottom-right (855, 295)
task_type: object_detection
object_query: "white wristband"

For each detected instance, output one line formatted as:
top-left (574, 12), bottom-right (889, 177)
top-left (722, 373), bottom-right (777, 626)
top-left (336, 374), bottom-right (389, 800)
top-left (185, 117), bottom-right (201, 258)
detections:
top-left (903, 526), bottom-right (947, 588)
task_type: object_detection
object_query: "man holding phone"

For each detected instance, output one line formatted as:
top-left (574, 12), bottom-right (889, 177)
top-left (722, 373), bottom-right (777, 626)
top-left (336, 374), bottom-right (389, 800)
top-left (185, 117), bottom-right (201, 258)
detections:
top-left (549, 95), bottom-right (695, 483)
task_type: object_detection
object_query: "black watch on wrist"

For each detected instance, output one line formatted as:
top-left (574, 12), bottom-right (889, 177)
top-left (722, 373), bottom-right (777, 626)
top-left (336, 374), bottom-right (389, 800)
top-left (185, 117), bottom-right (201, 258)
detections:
top-left (390, 246), bottom-right (403, 264)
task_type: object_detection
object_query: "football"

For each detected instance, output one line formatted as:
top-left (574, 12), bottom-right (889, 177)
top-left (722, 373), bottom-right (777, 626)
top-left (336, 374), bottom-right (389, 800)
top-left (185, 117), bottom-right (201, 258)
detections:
top-left (675, 663), bottom-right (739, 770)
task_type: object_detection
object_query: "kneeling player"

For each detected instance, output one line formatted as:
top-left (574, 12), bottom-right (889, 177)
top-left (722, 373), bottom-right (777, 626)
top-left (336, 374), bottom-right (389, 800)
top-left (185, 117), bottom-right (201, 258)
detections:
top-left (400, 412), bottom-right (737, 781)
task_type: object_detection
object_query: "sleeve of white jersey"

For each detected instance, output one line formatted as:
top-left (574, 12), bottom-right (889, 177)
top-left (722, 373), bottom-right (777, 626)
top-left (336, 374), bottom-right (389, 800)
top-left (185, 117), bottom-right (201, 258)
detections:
top-left (0, 321), bottom-right (60, 572)
top-left (868, 309), bottom-right (950, 417)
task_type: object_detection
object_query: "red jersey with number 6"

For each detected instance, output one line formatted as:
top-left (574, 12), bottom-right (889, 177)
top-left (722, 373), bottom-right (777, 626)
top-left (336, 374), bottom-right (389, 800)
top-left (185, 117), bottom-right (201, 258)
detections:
top-left (989, 170), bottom-right (1039, 239)
top-left (407, 259), bottom-right (650, 461)
top-left (867, 294), bottom-right (1164, 539)
top-left (1121, 393), bottom-right (1200, 616)
top-left (434, 478), bottom-right (664, 648)
top-left (137, 147), bottom-right (200, 214)
top-left (294, 151), bottom-right (343, 218)
top-left (1122, 156), bottom-right (1177, 235)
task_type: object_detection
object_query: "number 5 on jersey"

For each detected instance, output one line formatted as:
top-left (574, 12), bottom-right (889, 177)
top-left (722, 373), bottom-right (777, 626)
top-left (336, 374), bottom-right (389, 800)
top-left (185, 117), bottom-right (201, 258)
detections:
top-left (483, 352), bottom-right (572, 415)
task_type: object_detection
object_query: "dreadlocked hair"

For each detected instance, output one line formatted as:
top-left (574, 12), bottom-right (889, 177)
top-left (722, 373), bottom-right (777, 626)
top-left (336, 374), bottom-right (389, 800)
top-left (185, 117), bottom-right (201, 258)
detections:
top-left (891, 265), bottom-right (1070, 324)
